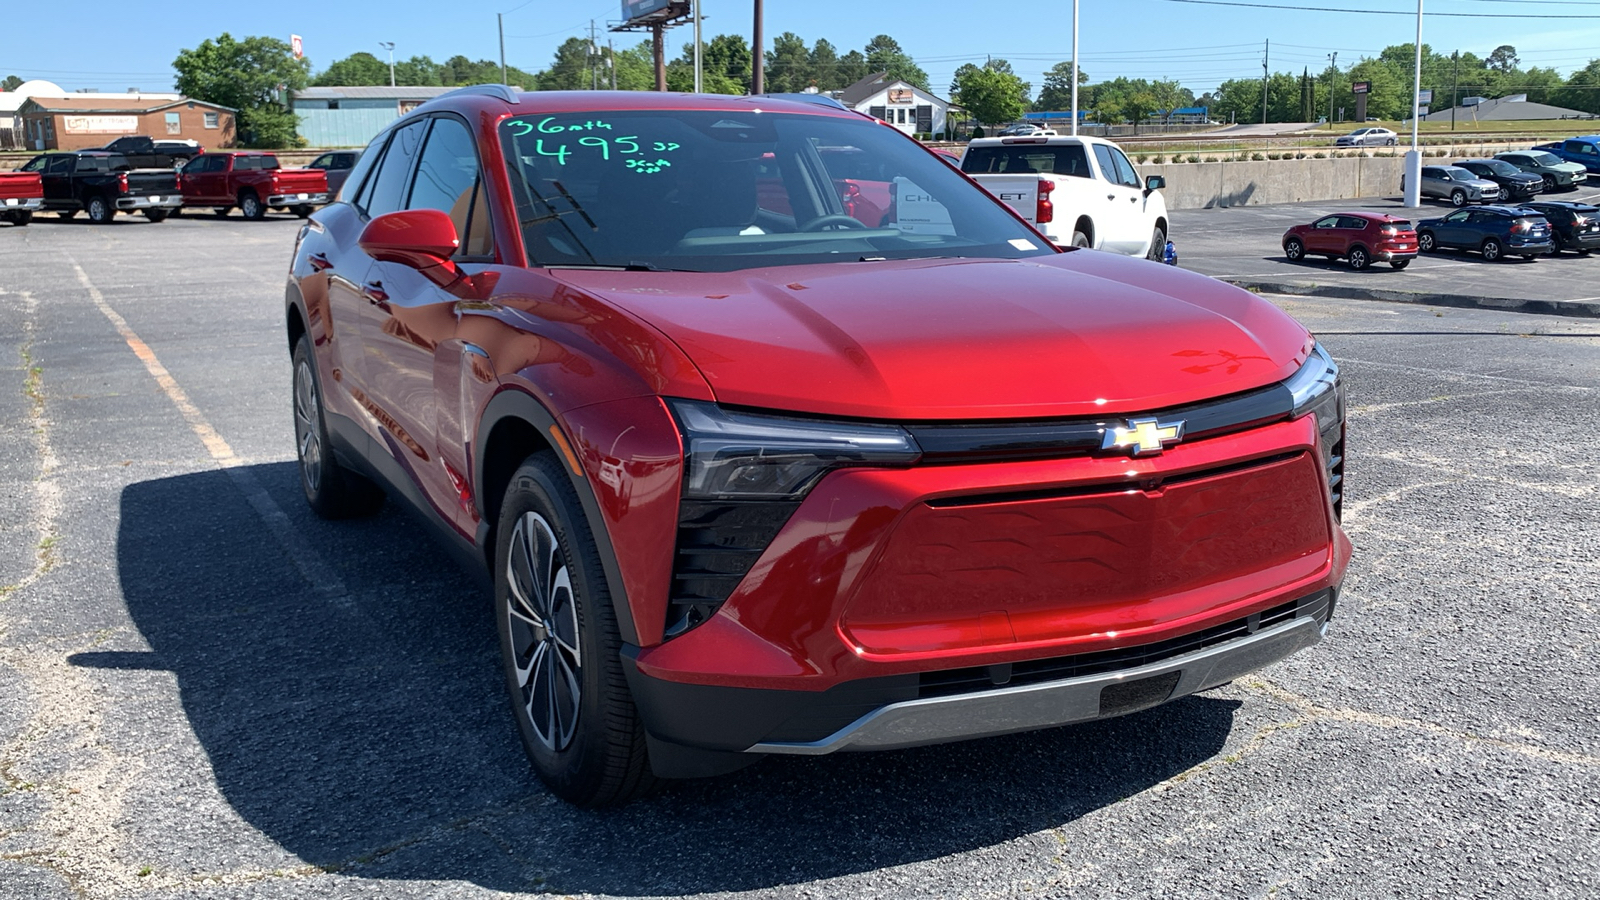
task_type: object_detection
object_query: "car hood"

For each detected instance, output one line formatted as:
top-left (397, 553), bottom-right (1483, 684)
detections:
top-left (549, 253), bottom-right (1310, 420)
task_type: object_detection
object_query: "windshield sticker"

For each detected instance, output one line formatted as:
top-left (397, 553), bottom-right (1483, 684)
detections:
top-left (506, 117), bottom-right (614, 135)
top-left (509, 119), bottom-right (680, 170)
top-left (892, 178), bottom-right (957, 236)
top-left (625, 158), bottom-right (672, 175)
top-left (1009, 238), bottom-right (1038, 251)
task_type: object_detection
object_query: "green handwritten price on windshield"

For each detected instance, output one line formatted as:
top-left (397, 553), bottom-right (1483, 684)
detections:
top-left (511, 124), bottom-right (678, 169)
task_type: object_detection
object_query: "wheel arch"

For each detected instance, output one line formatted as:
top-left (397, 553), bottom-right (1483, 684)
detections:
top-left (475, 388), bottom-right (640, 646)
top-left (285, 282), bottom-right (308, 356)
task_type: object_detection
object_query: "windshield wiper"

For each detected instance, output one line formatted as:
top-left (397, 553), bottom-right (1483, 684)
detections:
top-left (547, 262), bottom-right (700, 273)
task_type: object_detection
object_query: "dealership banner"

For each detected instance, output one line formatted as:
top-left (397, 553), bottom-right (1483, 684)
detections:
top-left (62, 116), bottom-right (139, 135)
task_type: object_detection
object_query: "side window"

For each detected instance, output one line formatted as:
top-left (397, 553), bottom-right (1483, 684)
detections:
top-left (308, 154), bottom-right (332, 170)
top-left (48, 156), bottom-right (76, 174)
top-left (1445, 210), bottom-right (1469, 223)
top-left (22, 156), bottom-right (49, 172)
top-left (1339, 216), bottom-right (1369, 230)
top-left (1314, 216), bottom-right (1340, 229)
top-left (406, 117), bottom-right (493, 257)
top-left (362, 119), bottom-right (427, 219)
top-left (1421, 167), bottom-right (1439, 179)
top-left (1091, 144), bottom-right (1119, 183)
top-left (1107, 146), bottom-right (1141, 189)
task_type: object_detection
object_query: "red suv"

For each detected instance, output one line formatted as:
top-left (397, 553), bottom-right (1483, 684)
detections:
top-left (287, 87), bottom-right (1351, 806)
top-left (1283, 212), bottom-right (1418, 270)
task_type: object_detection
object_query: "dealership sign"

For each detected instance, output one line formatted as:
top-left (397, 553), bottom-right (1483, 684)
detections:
top-left (621, 0), bottom-right (670, 22)
top-left (62, 116), bottom-right (139, 135)
top-left (1352, 81), bottom-right (1370, 94)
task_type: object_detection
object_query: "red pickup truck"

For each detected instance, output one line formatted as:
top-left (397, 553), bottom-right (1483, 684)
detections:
top-left (178, 152), bottom-right (330, 220)
top-left (0, 171), bottom-right (45, 226)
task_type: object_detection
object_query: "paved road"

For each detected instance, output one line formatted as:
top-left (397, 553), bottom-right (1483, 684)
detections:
top-left (1174, 192), bottom-right (1600, 315)
top-left (2, 215), bottom-right (1598, 899)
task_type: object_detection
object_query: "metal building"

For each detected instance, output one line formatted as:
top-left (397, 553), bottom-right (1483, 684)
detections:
top-left (292, 86), bottom-right (455, 148)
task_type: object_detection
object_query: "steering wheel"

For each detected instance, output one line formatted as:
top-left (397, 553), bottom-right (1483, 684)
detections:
top-left (800, 214), bottom-right (867, 232)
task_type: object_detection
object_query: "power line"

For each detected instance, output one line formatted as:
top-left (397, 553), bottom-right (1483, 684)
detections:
top-left (1157, 0), bottom-right (1600, 16)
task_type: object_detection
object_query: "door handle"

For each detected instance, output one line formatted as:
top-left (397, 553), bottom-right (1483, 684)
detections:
top-left (309, 253), bottom-right (333, 272)
top-left (362, 281), bottom-right (389, 305)
top-left (1129, 196), bottom-right (1138, 203)
top-left (1107, 194), bottom-right (1116, 201)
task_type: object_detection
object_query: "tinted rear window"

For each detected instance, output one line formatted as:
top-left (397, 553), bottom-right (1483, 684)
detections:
top-left (961, 145), bottom-right (1091, 178)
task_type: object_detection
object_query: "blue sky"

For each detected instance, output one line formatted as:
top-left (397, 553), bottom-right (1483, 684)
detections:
top-left (6, 0), bottom-right (1600, 97)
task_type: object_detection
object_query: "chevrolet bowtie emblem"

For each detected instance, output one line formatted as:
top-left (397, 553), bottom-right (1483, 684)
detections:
top-left (1101, 417), bottom-right (1186, 456)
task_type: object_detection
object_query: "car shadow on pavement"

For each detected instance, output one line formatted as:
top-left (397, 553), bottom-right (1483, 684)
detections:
top-left (103, 463), bottom-right (1241, 894)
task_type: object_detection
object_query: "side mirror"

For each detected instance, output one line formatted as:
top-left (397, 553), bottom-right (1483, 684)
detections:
top-left (359, 209), bottom-right (461, 273)
top-left (1145, 175), bottom-right (1165, 192)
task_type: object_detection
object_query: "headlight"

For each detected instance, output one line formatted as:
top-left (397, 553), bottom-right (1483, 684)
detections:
top-left (1286, 342), bottom-right (1339, 420)
top-left (1285, 342), bottom-right (1346, 516)
top-left (670, 400), bottom-right (922, 500)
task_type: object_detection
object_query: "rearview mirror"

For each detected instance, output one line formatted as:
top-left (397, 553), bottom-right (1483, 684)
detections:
top-left (359, 209), bottom-right (461, 273)
top-left (1145, 175), bottom-right (1165, 192)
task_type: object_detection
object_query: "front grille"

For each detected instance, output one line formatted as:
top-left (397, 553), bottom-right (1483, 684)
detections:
top-left (1326, 433), bottom-right (1345, 519)
top-left (666, 499), bottom-right (800, 637)
top-left (917, 590), bottom-right (1333, 699)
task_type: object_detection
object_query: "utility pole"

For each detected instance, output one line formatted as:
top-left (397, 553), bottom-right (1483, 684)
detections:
top-left (498, 14), bottom-right (506, 85)
top-left (752, 0), bottom-right (764, 94)
top-left (379, 42), bottom-right (396, 87)
top-left (610, 39), bottom-right (616, 90)
top-left (1261, 39), bottom-right (1269, 125)
top-left (1326, 51), bottom-right (1337, 128)
top-left (694, 0), bottom-right (703, 93)
top-left (1404, 0), bottom-right (1423, 207)
top-left (589, 21), bottom-right (599, 90)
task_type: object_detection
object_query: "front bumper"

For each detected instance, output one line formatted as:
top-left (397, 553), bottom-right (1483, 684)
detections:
top-left (1, 197), bottom-right (44, 211)
top-left (267, 192), bottom-right (330, 207)
top-left (627, 589), bottom-right (1334, 755)
top-left (116, 195), bottom-right (183, 210)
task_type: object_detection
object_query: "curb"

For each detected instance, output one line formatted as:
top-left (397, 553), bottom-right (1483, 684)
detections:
top-left (1217, 277), bottom-right (1600, 319)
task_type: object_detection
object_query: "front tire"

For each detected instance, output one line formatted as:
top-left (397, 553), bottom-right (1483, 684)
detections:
top-left (291, 336), bottom-right (384, 518)
top-left (1145, 224), bottom-right (1166, 261)
top-left (1284, 237), bottom-right (1305, 261)
top-left (1481, 237), bottom-right (1503, 261)
top-left (1418, 231), bottom-right (1437, 253)
top-left (495, 453), bottom-right (657, 807)
top-left (1450, 189), bottom-right (1467, 207)
top-left (5, 210), bottom-right (30, 226)
top-left (1543, 175), bottom-right (1558, 193)
top-left (1391, 259), bottom-right (1411, 269)
top-left (144, 208), bottom-right (169, 222)
top-left (86, 195), bottom-right (114, 224)
top-left (239, 191), bottom-right (264, 220)
top-left (1348, 246), bottom-right (1370, 270)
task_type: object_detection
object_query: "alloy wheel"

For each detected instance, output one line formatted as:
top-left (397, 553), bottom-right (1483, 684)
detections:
top-left (293, 359), bottom-right (322, 493)
top-left (1285, 238), bottom-right (1304, 260)
top-left (1419, 232), bottom-right (1436, 252)
top-left (506, 512), bottom-right (582, 752)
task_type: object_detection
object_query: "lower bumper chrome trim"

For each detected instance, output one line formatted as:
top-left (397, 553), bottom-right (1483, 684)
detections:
top-left (748, 615), bottom-right (1323, 755)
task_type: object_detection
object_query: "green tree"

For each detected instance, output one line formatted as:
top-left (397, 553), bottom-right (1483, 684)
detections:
top-left (540, 37), bottom-right (596, 90)
top-left (954, 65), bottom-right (1028, 127)
top-left (613, 41), bottom-right (656, 91)
top-left (2, 75), bottom-right (24, 92)
top-left (665, 34), bottom-right (750, 94)
top-left (1034, 61), bottom-right (1088, 112)
top-left (1554, 59), bottom-right (1600, 114)
top-left (807, 39), bottom-right (843, 90)
top-left (393, 55), bottom-right (443, 87)
top-left (1487, 45), bottom-right (1518, 73)
top-left (836, 50), bottom-right (869, 87)
top-left (174, 33), bottom-right (309, 148)
top-left (313, 52), bottom-right (388, 86)
top-left (863, 34), bottom-right (928, 91)
top-left (765, 32), bottom-right (810, 93)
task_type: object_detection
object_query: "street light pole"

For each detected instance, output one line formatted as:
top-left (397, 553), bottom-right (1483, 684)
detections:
top-left (752, 0), bottom-right (764, 95)
top-left (1326, 51), bottom-right (1337, 128)
top-left (379, 41), bottom-right (396, 87)
top-left (694, 0), bottom-right (703, 93)
top-left (499, 14), bottom-right (507, 85)
top-left (1070, 0), bottom-right (1079, 135)
top-left (1404, 0), bottom-right (1424, 206)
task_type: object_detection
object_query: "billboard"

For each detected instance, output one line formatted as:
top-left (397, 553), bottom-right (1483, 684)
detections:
top-left (1352, 81), bottom-right (1369, 94)
top-left (1417, 89), bottom-right (1433, 105)
top-left (621, 0), bottom-right (670, 23)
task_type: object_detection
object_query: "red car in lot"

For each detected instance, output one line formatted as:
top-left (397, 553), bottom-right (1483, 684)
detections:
top-left (0, 170), bottom-right (45, 226)
top-left (178, 151), bottom-right (330, 219)
top-left (287, 87), bottom-right (1351, 806)
top-left (1282, 212), bottom-right (1417, 270)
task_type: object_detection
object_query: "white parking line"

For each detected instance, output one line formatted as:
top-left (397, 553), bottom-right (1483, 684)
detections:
top-left (69, 257), bottom-right (350, 604)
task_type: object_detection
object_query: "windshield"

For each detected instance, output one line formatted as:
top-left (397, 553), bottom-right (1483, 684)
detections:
top-left (1527, 151), bottom-right (1564, 166)
top-left (961, 144), bottom-right (1091, 177)
top-left (1479, 160), bottom-right (1521, 177)
top-left (1440, 166), bottom-right (1476, 180)
top-left (498, 109), bottom-right (1053, 273)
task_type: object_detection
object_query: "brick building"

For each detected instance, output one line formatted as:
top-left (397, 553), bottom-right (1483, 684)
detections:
top-left (17, 96), bottom-right (236, 151)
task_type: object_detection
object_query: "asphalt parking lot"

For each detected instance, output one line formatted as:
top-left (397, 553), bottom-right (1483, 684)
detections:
top-left (2, 214), bottom-right (1599, 899)
top-left (1175, 189), bottom-right (1600, 316)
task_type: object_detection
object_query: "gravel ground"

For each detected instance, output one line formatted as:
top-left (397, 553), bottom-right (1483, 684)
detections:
top-left (0, 213), bottom-right (1596, 899)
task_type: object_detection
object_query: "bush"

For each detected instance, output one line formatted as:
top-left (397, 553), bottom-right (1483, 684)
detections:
top-left (1313, 152), bottom-right (1327, 159)
top-left (971, 126), bottom-right (986, 139)
top-left (1252, 152), bottom-right (1266, 161)
top-left (1295, 152), bottom-right (1307, 159)
top-left (1186, 154), bottom-right (1200, 164)
top-left (1153, 154), bottom-right (1166, 164)
top-left (1136, 154), bottom-right (1148, 164)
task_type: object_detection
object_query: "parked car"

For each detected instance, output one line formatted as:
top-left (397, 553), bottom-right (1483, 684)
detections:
top-left (306, 150), bottom-right (360, 196)
top-left (1453, 159), bottom-right (1543, 202)
top-left (17, 151), bottom-right (180, 223)
top-left (1282, 212), bottom-right (1417, 270)
top-left (1523, 200), bottom-right (1600, 255)
top-left (960, 134), bottom-right (1169, 257)
top-left (1493, 150), bottom-right (1588, 192)
top-left (1415, 205), bottom-right (1555, 261)
top-left (1336, 127), bottom-right (1397, 147)
top-left (177, 152), bottom-right (330, 219)
top-left (94, 136), bottom-right (204, 169)
top-left (1405, 165), bottom-right (1500, 207)
top-left (288, 87), bottom-right (1349, 806)
top-left (0, 170), bottom-right (45, 226)
top-left (1530, 137), bottom-right (1600, 174)
top-left (998, 123), bottom-right (1055, 136)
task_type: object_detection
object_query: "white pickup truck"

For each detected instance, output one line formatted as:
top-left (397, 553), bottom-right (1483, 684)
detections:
top-left (959, 135), bottom-right (1169, 259)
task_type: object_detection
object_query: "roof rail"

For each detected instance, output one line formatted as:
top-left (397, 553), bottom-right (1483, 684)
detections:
top-left (434, 83), bottom-right (521, 105)
top-left (752, 93), bottom-right (848, 111)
